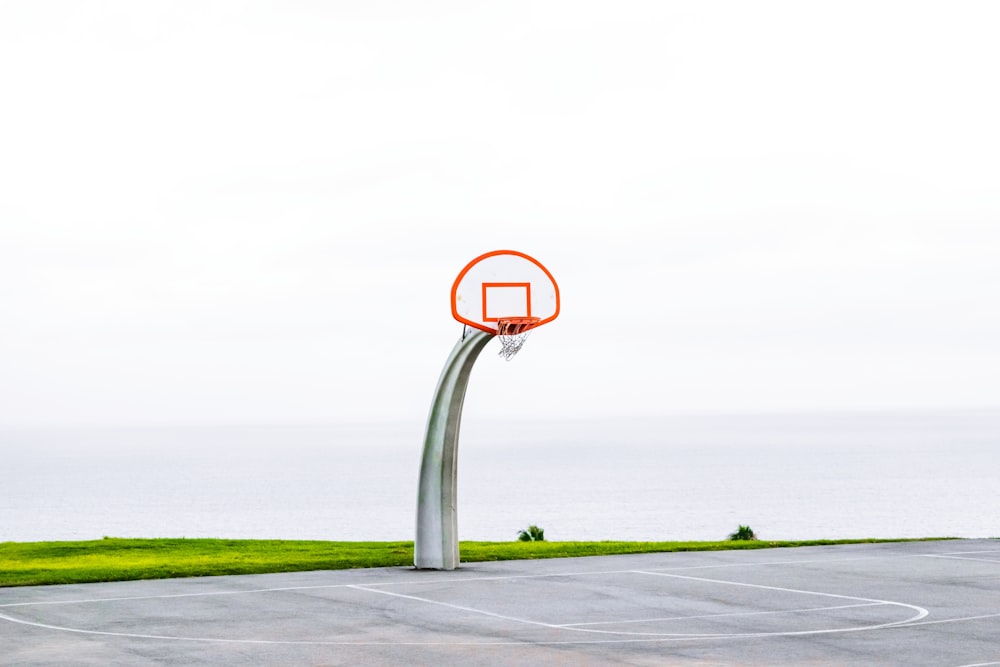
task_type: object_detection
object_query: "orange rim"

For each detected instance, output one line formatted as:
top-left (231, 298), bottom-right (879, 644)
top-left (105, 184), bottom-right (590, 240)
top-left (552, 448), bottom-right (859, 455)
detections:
top-left (496, 317), bottom-right (541, 335)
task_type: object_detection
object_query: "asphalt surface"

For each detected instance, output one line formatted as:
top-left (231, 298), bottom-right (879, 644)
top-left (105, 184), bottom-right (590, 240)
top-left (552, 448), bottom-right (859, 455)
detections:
top-left (2, 539), bottom-right (999, 666)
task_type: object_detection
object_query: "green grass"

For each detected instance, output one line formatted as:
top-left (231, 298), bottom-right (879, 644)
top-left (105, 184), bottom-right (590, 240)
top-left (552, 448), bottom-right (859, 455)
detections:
top-left (0, 537), bottom-right (956, 588)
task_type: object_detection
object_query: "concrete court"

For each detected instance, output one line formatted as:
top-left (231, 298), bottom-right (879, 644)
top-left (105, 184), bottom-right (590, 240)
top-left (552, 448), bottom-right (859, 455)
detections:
top-left (1, 539), bottom-right (999, 666)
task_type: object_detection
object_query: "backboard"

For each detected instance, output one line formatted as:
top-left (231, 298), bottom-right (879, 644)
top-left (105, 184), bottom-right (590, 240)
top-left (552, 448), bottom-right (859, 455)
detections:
top-left (451, 250), bottom-right (560, 334)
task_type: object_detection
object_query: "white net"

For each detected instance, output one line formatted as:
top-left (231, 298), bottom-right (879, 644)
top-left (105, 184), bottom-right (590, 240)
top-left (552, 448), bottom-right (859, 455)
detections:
top-left (498, 330), bottom-right (532, 361)
top-left (496, 317), bottom-right (540, 361)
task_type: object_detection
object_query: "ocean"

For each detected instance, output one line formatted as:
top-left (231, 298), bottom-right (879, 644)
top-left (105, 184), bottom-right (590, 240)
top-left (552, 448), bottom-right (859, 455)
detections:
top-left (1, 411), bottom-right (997, 543)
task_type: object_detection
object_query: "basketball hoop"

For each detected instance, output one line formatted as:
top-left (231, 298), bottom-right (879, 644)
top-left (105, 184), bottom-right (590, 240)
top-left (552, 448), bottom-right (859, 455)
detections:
top-left (496, 317), bottom-right (540, 361)
top-left (449, 250), bottom-right (560, 360)
top-left (417, 251), bottom-right (560, 569)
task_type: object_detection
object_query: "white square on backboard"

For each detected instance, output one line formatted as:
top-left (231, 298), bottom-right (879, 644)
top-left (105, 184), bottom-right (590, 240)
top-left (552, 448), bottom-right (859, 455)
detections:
top-left (483, 283), bottom-right (530, 321)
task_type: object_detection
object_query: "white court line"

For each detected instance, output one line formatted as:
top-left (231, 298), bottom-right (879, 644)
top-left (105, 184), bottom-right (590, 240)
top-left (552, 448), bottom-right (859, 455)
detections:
top-left (0, 582), bottom-right (365, 608)
top-left (952, 662), bottom-right (1000, 667)
top-left (346, 585), bottom-right (562, 630)
top-left (924, 555), bottom-right (1000, 565)
top-left (635, 554), bottom-right (917, 575)
top-left (0, 611), bottom-right (302, 645)
top-left (898, 612), bottom-right (1000, 628)
top-left (635, 570), bottom-right (929, 615)
top-left (530, 570), bottom-right (929, 637)
top-left (0, 609), bottom-right (560, 646)
top-left (560, 602), bottom-right (885, 627)
top-left (349, 571), bottom-right (928, 639)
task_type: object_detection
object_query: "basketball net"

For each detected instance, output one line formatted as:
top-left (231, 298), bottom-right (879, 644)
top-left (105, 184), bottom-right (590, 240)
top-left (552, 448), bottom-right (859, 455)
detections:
top-left (496, 317), bottom-right (540, 361)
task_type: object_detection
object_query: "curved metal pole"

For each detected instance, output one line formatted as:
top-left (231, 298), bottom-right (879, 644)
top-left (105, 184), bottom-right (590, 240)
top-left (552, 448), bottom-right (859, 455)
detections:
top-left (415, 328), bottom-right (494, 570)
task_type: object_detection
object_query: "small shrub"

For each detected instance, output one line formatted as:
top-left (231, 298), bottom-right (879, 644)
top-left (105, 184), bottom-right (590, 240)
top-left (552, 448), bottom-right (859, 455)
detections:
top-left (728, 525), bottom-right (757, 541)
top-left (517, 525), bottom-right (545, 542)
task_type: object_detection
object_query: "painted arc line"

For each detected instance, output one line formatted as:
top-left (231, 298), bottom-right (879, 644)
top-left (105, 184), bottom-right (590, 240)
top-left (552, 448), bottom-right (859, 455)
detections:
top-left (350, 577), bottom-right (927, 640)
top-left (610, 570), bottom-right (930, 638)
top-left (0, 610), bottom-right (565, 647)
top-left (7, 607), bottom-right (993, 647)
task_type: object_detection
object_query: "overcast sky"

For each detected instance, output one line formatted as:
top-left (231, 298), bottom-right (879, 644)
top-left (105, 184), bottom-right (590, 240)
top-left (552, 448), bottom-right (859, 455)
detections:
top-left (1, 1), bottom-right (998, 429)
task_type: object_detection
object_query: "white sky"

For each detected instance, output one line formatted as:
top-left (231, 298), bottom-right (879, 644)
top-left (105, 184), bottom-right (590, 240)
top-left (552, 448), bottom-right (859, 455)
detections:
top-left (1, 1), bottom-right (998, 428)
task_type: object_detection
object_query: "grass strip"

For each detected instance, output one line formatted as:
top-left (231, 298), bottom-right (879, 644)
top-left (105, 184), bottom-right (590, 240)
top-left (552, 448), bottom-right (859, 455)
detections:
top-left (0, 537), bottom-right (955, 588)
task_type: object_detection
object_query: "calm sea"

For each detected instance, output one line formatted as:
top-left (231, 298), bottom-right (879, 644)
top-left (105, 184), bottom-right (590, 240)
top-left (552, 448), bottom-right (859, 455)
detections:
top-left (1, 411), bottom-right (998, 543)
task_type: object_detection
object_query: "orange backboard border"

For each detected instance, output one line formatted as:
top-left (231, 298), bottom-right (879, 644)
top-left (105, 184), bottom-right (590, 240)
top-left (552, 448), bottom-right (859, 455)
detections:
top-left (451, 250), bottom-right (560, 333)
